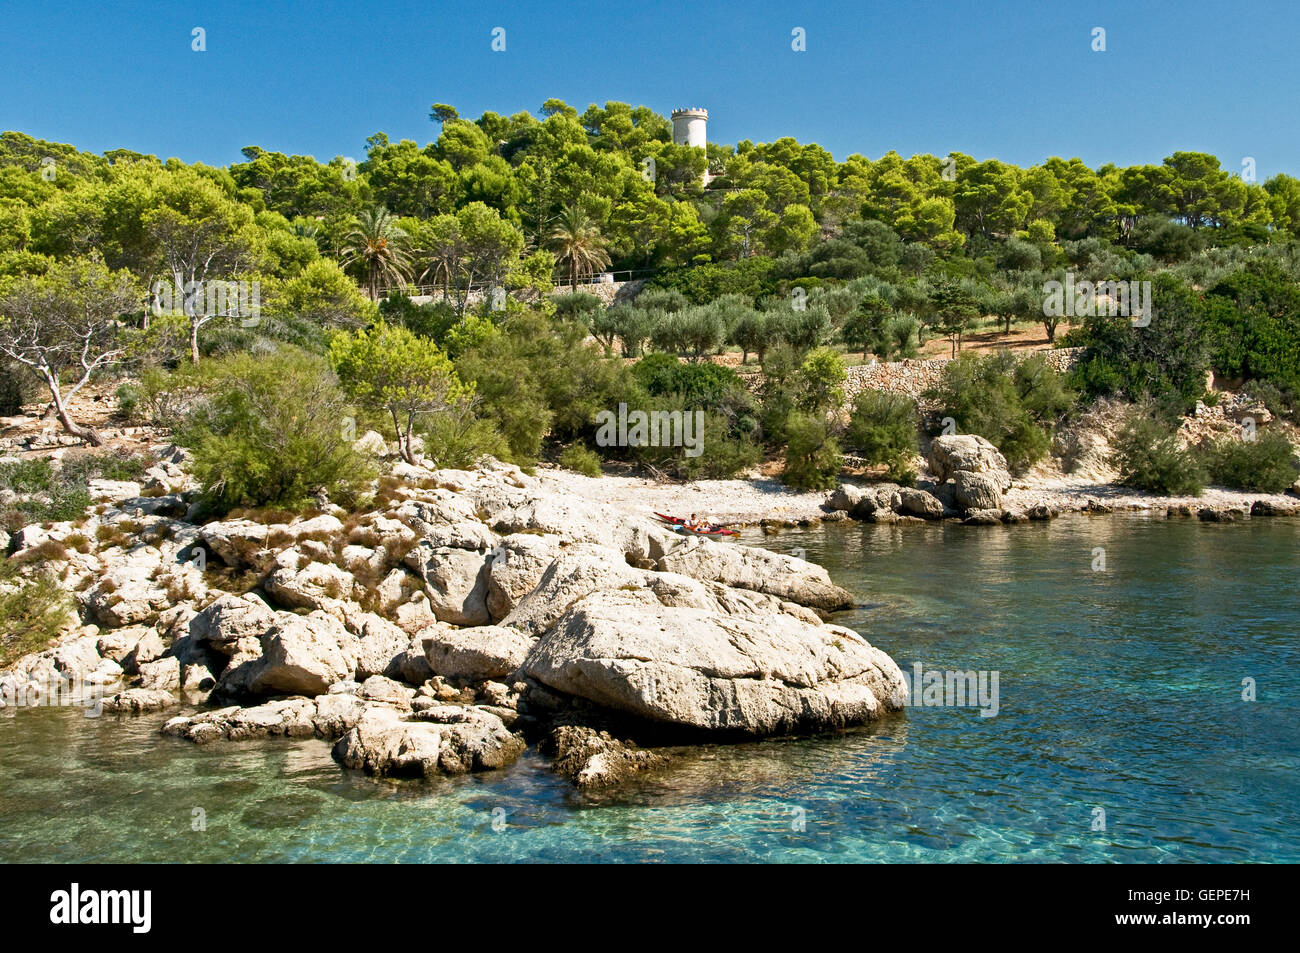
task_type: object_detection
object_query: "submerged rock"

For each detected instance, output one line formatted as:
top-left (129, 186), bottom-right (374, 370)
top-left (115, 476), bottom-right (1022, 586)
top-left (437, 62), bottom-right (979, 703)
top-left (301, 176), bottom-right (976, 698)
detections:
top-left (544, 723), bottom-right (667, 788)
top-left (103, 688), bottom-right (179, 713)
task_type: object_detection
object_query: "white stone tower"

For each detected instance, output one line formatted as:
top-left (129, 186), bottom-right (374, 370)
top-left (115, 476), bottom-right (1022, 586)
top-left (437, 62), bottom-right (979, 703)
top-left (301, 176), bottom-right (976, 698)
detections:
top-left (671, 107), bottom-right (708, 149)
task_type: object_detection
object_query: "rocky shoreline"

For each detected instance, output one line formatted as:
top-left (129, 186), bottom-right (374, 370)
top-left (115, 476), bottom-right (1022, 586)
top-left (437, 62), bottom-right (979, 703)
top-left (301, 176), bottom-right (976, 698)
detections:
top-left (0, 454), bottom-right (905, 788)
top-left (3, 436), bottom-right (1295, 791)
top-left (539, 434), bottom-right (1299, 531)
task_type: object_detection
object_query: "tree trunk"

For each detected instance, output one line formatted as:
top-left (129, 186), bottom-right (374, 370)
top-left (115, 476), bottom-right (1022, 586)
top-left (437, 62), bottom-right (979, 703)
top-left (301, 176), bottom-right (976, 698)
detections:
top-left (190, 318), bottom-right (201, 365)
top-left (44, 372), bottom-right (103, 447)
top-left (391, 408), bottom-right (416, 466)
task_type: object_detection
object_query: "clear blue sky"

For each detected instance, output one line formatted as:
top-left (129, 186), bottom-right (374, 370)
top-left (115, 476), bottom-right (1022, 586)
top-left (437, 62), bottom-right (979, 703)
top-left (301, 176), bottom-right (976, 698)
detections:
top-left (1, 0), bottom-right (1296, 176)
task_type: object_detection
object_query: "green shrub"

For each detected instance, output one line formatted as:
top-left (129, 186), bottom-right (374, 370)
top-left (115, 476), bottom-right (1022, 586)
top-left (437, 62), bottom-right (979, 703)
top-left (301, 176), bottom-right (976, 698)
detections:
top-left (0, 561), bottom-right (72, 668)
top-left (795, 347), bottom-right (846, 415)
top-left (454, 312), bottom-right (635, 463)
top-left (380, 294), bottom-right (459, 341)
top-left (419, 410), bottom-right (510, 470)
top-left (0, 362), bottom-right (38, 415)
top-left (927, 350), bottom-right (1072, 473)
top-left (632, 353), bottom-right (749, 411)
top-left (61, 449), bottom-right (152, 485)
top-left (175, 346), bottom-right (373, 511)
top-left (1111, 412), bottom-right (1205, 496)
top-left (0, 458), bottom-right (55, 495)
top-left (781, 412), bottom-right (842, 490)
top-left (550, 292), bottom-right (603, 327)
top-left (115, 382), bottom-right (143, 422)
top-left (847, 391), bottom-right (919, 480)
top-left (1200, 430), bottom-right (1299, 492)
top-left (0, 455), bottom-right (129, 531)
top-left (1064, 273), bottom-right (1211, 411)
top-left (559, 442), bottom-right (603, 477)
top-left (680, 423), bottom-right (761, 480)
top-left (646, 258), bottom-right (778, 304)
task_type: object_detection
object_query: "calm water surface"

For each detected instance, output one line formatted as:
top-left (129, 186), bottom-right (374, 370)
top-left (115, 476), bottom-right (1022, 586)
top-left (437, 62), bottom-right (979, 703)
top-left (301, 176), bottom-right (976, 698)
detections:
top-left (2, 514), bottom-right (1296, 862)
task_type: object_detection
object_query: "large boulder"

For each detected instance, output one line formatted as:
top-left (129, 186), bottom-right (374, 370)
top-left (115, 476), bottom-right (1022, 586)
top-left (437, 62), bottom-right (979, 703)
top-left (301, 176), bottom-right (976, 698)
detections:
top-left (962, 508), bottom-right (1004, 526)
top-left (928, 434), bottom-right (1012, 489)
top-left (247, 612), bottom-right (360, 697)
top-left (189, 593), bottom-right (277, 655)
top-left (899, 487), bottom-right (945, 519)
top-left (654, 537), bottom-right (853, 614)
top-left (952, 470), bottom-right (1004, 511)
top-left (480, 493), bottom-right (664, 565)
top-left (826, 484), bottom-right (867, 513)
top-left (332, 705), bottom-right (524, 777)
top-left (200, 515), bottom-right (344, 571)
top-left (502, 545), bottom-right (644, 636)
top-left (263, 557), bottom-right (356, 612)
top-left (392, 498), bottom-right (498, 552)
top-left (403, 542), bottom-right (492, 626)
top-left (423, 624), bottom-right (532, 681)
top-left (351, 613), bottom-right (413, 680)
top-left (524, 588), bottom-right (904, 735)
top-left (80, 548), bottom-right (170, 628)
top-left (486, 533), bottom-right (562, 620)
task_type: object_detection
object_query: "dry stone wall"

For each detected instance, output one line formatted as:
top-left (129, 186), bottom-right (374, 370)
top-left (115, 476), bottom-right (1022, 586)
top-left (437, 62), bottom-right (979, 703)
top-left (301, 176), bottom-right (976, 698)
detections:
top-left (842, 347), bottom-right (1083, 411)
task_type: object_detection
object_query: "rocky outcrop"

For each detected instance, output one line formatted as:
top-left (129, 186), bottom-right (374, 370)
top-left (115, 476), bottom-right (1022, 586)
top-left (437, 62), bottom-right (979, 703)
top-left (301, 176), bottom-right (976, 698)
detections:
top-left (244, 612), bottom-right (359, 697)
top-left (423, 624), bottom-right (532, 681)
top-left (3, 453), bottom-right (906, 788)
top-left (1199, 506), bottom-right (1249, 523)
top-left (927, 435), bottom-right (1013, 515)
top-left (1251, 499), bottom-right (1299, 517)
top-left (403, 542), bottom-right (492, 626)
top-left (523, 588), bottom-right (904, 735)
top-left (654, 537), bottom-right (854, 614)
top-left (928, 434), bottom-right (1012, 487)
top-left (899, 487), bottom-right (945, 519)
top-left (332, 705), bottom-right (525, 778)
top-left (952, 471), bottom-right (1004, 511)
top-left (544, 723), bottom-right (668, 788)
top-left (486, 533), bottom-right (562, 619)
top-left (825, 481), bottom-right (947, 522)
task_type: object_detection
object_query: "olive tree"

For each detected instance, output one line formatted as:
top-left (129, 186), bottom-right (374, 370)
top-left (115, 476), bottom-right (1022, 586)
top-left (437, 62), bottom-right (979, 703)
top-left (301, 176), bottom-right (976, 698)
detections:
top-left (0, 257), bottom-right (138, 446)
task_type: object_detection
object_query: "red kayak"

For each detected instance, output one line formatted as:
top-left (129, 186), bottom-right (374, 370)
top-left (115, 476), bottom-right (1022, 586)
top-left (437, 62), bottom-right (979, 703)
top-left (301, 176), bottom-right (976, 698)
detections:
top-left (654, 512), bottom-right (738, 539)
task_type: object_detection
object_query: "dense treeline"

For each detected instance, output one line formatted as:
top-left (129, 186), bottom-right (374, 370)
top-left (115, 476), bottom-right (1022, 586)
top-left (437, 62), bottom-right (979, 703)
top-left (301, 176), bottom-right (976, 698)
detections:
top-left (1, 100), bottom-right (1298, 505)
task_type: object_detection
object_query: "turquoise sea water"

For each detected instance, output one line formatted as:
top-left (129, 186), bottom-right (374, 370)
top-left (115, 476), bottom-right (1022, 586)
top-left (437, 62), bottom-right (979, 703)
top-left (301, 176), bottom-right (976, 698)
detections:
top-left (1, 514), bottom-right (1297, 863)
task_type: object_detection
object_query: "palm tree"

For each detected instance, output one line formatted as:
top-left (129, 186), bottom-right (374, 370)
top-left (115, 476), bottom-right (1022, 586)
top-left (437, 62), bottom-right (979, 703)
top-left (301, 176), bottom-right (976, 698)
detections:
top-left (547, 205), bottom-right (611, 290)
top-left (340, 207), bottom-right (412, 299)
